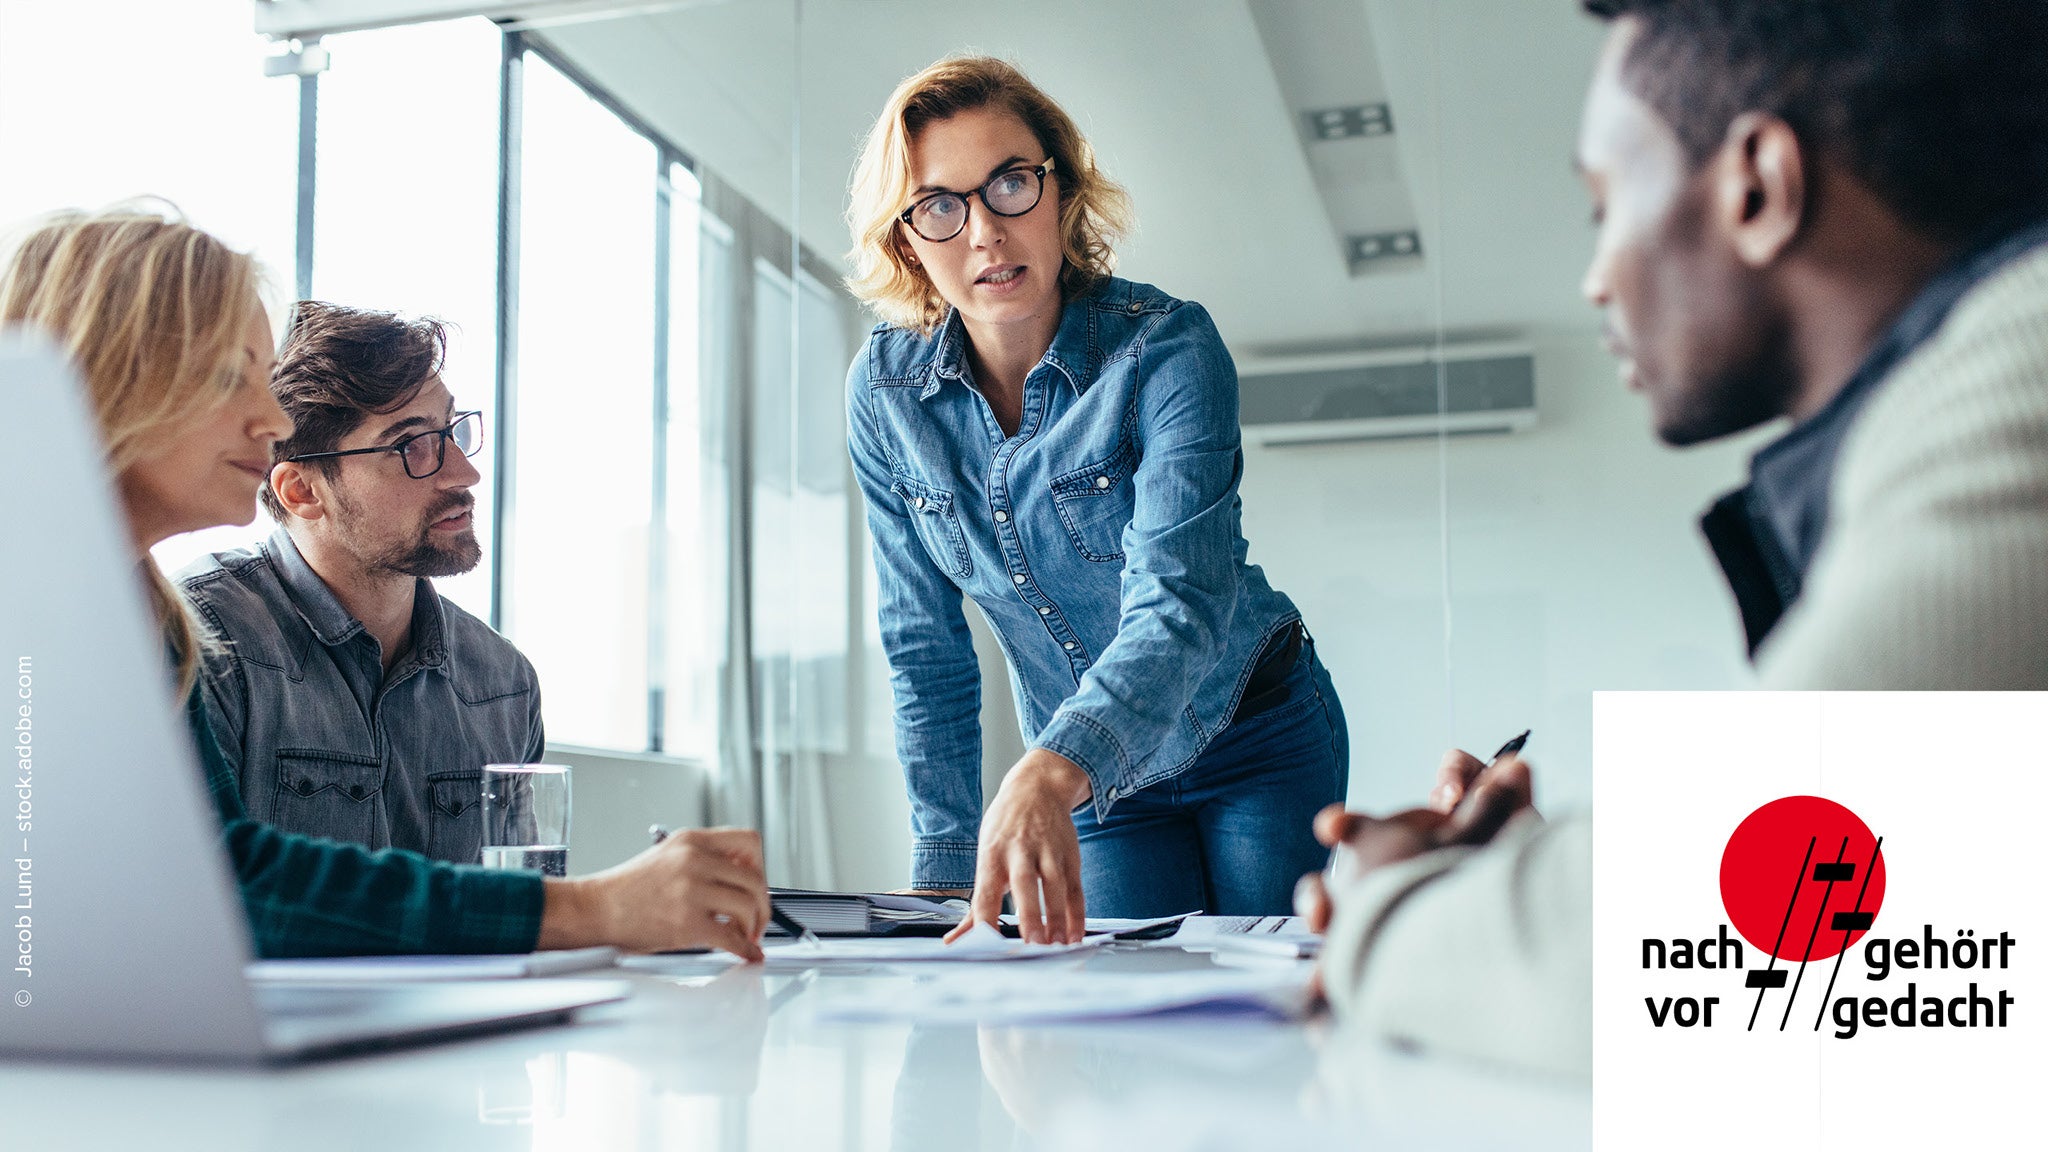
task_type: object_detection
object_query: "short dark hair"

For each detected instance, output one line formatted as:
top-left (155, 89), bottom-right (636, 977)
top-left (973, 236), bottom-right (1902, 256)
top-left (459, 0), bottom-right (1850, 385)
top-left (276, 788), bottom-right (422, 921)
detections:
top-left (263, 301), bottom-right (448, 520)
top-left (1583, 0), bottom-right (2048, 243)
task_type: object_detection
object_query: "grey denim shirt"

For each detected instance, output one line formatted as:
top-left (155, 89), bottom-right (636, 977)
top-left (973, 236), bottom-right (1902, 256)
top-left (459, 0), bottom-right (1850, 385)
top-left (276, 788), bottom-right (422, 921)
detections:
top-left (176, 528), bottom-right (545, 863)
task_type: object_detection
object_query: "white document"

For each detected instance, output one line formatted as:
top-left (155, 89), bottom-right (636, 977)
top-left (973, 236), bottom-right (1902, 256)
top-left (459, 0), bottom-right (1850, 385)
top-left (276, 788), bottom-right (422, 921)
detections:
top-left (815, 966), bottom-right (1313, 1024)
top-left (752, 922), bottom-right (1106, 968)
top-left (862, 892), bottom-right (969, 916)
top-left (1000, 912), bottom-right (1197, 937)
top-left (1163, 915), bottom-right (1321, 957)
top-left (245, 946), bottom-right (620, 983)
top-left (1165, 915), bottom-right (1309, 943)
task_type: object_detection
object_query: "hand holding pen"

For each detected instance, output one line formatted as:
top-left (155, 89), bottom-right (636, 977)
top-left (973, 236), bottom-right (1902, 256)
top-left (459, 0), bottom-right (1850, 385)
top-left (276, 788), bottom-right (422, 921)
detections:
top-left (1430, 728), bottom-right (1531, 816)
top-left (1297, 731), bottom-right (1537, 930)
top-left (650, 825), bottom-right (822, 948)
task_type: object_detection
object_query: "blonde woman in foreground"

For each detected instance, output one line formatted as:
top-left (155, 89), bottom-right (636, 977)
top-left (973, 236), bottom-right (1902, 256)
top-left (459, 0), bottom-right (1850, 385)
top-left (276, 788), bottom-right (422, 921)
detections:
top-left (0, 205), bottom-right (770, 959)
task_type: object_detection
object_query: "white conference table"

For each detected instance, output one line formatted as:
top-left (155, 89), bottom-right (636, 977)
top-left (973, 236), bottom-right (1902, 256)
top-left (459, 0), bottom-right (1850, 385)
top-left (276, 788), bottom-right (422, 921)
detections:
top-left (2, 945), bottom-right (1588, 1151)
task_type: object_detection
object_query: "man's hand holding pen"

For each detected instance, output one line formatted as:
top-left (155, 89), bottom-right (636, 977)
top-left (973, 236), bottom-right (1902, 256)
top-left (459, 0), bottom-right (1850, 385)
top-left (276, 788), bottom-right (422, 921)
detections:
top-left (1295, 743), bottom-right (1540, 936)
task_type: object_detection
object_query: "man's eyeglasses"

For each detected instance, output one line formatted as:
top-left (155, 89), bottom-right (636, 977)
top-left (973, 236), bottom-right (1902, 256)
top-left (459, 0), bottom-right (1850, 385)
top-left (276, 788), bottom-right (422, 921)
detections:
top-left (898, 157), bottom-right (1056, 243)
top-left (285, 411), bottom-right (483, 480)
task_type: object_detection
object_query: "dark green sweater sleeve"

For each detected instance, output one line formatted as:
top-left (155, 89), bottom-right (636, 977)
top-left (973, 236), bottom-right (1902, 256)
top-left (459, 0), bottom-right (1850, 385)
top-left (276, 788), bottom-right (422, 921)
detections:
top-left (186, 684), bottom-right (545, 958)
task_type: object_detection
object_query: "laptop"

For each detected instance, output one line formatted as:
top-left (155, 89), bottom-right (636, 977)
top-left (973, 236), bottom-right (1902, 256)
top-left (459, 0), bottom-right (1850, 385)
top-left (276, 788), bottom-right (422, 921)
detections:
top-left (0, 333), bottom-right (627, 1062)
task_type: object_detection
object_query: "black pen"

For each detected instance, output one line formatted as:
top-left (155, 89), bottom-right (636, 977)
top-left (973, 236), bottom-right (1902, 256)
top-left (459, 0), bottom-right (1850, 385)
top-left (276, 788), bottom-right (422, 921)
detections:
top-left (649, 824), bottom-right (821, 946)
top-left (1492, 729), bottom-right (1531, 762)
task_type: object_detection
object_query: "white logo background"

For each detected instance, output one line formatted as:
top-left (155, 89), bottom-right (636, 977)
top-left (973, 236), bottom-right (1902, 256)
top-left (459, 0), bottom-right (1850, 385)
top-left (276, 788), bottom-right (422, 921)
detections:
top-left (1594, 692), bottom-right (2041, 1149)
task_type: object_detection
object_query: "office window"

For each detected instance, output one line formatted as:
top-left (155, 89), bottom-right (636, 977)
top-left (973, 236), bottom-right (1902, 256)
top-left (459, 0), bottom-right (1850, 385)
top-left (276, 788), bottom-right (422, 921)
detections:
top-left (505, 53), bottom-right (659, 751)
top-left (750, 262), bottom-right (853, 755)
top-left (310, 17), bottom-right (503, 620)
top-left (0, 1), bottom-right (298, 576)
top-left (661, 168), bottom-right (718, 759)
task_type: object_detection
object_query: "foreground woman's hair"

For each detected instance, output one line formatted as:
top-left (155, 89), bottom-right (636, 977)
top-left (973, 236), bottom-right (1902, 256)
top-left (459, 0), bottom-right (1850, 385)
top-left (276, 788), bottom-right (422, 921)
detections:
top-left (0, 204), bottom-right (267, 696)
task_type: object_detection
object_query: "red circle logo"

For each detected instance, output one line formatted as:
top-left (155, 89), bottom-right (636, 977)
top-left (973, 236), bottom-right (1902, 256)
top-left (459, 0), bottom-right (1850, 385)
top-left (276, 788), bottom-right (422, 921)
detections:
top-left (1720, 796), bottom-right (1885, 963)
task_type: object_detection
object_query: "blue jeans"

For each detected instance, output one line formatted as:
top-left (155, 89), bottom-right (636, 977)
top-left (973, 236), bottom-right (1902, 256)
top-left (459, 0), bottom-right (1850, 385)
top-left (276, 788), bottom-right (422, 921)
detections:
top-left (1072, 639), bottom-right (1349, 917)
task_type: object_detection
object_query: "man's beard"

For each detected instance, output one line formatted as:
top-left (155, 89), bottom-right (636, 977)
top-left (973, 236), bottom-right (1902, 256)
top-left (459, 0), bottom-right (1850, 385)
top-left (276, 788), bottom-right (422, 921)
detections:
top-left (331, 485), bottom-right (482, 579)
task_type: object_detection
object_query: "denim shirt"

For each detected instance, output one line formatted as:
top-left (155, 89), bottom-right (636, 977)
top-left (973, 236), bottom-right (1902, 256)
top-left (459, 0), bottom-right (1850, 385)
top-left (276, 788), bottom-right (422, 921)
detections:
top-left (176, 527), bottom-right (545, 863)
top-left (847, 277), bottom-right (1303, 888)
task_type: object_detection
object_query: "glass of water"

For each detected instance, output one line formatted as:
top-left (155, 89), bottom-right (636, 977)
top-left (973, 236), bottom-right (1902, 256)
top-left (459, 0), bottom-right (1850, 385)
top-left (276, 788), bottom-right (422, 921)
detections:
top-left (480, 763), bottom-right (571, 877)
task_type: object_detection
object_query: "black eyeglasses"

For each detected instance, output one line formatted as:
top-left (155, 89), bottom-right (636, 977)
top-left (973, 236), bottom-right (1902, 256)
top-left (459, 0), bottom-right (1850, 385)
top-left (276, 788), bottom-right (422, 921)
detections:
top-left (898, 157), bottom-right (1056, 243)
top-left (286, 411), bottom-right (484, 480)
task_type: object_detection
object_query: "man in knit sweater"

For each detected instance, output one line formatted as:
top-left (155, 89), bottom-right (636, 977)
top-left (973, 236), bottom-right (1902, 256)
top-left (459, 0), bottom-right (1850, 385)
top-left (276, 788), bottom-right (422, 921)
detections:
top-left (1311, 0), bottom-right (2048, 1077)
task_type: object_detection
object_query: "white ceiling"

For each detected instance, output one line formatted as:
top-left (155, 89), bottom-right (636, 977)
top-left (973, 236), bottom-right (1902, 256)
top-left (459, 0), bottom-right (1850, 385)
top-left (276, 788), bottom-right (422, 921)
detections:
top-left (539, 0), bottom-right (1610, 352)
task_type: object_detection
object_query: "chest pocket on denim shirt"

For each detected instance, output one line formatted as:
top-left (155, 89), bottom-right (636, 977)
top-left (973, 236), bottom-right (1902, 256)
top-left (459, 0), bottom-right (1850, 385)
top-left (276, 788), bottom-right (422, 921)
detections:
top-left (1050, 444), bottom-right (1137, 563)
top-left (428, 769), bottom-right (485, 864)
top-left (273, 749), bottom-right (384, 847)
top-left (892, 474), bottom-right (973, 580)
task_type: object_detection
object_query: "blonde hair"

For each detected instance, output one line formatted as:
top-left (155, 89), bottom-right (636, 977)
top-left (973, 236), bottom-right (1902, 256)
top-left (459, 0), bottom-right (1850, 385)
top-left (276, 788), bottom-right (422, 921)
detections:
top-left (0, 204), bottom-right (266, 698)
top-left (845, 56), bottom-right (1135, 335)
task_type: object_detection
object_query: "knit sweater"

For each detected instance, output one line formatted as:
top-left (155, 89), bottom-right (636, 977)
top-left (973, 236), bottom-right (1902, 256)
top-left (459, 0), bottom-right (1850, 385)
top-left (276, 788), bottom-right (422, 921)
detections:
top-left (1321, 243), bottom-right (2048, 1079)
top-left (1761, 244), bottom-right (2048, 687)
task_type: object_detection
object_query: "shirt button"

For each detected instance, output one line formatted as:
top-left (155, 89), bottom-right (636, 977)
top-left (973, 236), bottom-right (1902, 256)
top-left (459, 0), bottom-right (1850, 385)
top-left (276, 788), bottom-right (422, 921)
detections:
top-left (994, 509), bottom-right (1009, 523)
top-left (1095, 475), bottom-right (1111, 489)
top-left (1013, 573), bottom-right (1027, 584)
top-left (1038, 606), bottom-right (1051, 615)
top-left (1063, 641), bottom-right (1077, 651)
top-left (1106, 785), bottom-right (1122, 800)
top-left (913, 496), bottom-right (927, 510)
top-left (348, 784), bottom-right (366, 800)
top-left (1128, 301), bottom-right (1144, 314)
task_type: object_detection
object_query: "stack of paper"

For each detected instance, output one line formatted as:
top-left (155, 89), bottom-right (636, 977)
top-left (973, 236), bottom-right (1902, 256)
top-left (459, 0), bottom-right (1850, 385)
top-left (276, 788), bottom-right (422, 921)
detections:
top-left (749, 922), bottom-right (1106, 969)
top-left (769, 889), bottom-right (967, 935)
top-left (814, 965), bottom-right (1313, 1024)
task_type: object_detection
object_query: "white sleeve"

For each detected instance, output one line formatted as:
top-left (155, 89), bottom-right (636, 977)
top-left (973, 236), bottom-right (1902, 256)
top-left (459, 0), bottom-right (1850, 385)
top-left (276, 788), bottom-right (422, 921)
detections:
top-left (1321, 811), bottom-right (1592, 1080)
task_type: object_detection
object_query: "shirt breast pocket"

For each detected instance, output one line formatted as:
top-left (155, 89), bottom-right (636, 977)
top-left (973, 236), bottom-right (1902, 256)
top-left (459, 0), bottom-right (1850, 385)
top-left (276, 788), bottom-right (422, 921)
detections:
top-left (271, 749), bottom-right (385, 848)
top-left (1051, 445), bottom-right (1137, 563)
top-left (427, 770), bottom-right (485, 864)
top-left (891, 474), bottom-right (973, 580)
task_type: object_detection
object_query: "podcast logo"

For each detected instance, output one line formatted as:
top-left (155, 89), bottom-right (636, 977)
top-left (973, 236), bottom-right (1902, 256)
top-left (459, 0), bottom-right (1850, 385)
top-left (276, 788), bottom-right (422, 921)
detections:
top-left (1639, 795), bottom-right (2017, 1038)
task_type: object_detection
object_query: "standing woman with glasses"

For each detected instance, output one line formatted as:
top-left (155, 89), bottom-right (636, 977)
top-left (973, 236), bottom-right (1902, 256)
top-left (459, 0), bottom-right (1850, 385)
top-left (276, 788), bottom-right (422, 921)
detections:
top-left (844, 57), bottom-right (1349, 942)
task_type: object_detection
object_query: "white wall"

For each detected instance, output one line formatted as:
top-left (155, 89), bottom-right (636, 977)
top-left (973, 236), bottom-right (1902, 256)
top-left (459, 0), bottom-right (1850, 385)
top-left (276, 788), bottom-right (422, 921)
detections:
top-left (818, 326), bottom-right (1775, 890)
top-left (1240, 329), bottom-right (1773, 816)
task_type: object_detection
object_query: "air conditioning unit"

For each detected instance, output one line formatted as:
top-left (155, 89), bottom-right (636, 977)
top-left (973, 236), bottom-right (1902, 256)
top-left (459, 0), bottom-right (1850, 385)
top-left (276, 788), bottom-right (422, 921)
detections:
top-left (1236, 340), bottom-right (1537, 446)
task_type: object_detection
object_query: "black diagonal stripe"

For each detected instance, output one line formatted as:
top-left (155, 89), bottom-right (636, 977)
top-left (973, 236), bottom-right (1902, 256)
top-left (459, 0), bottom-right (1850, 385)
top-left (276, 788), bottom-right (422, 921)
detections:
top-left (1814, 835), bottom-right (1884, 1031)
top-left (1781, 836), bottom-right (1849, 1030)
top-left (1749, 835), bottom-right (1817, 1032)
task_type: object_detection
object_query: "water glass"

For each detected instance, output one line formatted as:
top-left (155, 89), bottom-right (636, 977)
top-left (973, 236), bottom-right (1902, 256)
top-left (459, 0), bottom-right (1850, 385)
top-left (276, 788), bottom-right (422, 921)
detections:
top-left (480, 763), bottom-right (571, 876)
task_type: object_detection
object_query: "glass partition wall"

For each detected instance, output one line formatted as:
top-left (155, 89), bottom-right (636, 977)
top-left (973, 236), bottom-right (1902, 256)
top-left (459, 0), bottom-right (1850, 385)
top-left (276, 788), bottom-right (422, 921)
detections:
top-left (0, 0), bottom-right (1779, 1140)
top-left (2, 0), bottom-right (1765, 900)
